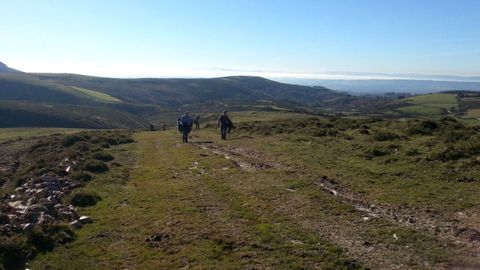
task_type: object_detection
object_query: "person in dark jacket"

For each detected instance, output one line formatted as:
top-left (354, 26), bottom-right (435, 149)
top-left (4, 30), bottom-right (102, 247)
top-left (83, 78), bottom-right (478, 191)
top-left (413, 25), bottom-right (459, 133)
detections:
top-left (179, 112), bottom-right (193, 142)
top-left (217, 111), bottom-right (233, 140)
top-left (194, 115), bottom-right (201, 130)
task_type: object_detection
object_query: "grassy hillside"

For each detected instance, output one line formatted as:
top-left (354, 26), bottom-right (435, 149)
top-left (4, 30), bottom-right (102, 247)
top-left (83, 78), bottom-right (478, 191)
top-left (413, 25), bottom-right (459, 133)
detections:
top-left (31, 74), bottom-right (344, 108)
top-left (0, 71), bottom-right (345, 128)
top-left (70, 87), bottom-right (121, 103)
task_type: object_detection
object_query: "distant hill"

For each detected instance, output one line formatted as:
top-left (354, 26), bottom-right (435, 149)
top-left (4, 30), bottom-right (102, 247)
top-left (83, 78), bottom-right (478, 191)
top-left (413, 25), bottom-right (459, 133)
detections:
top-left (30, 74), bottom-right (342, 107)
top-left (0, 62), bottom-right (345, 128)
top-left (280, 78), bottom-right (480, 95)
top-left (0, 61), bottom-right (22, 73)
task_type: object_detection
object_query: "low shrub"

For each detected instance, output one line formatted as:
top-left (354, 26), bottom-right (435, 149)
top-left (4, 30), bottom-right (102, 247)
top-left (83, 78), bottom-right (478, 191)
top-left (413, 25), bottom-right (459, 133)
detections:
top-left (406, 148), bottom-right (421, 156)
top-left (90, 152), bottom-right (114, 162)
top-left (0, 236), bottom-right (29, 270)
top-left (69, 171), bottom-right (93, 182)
top-left (406, 120), bottom-right (439, 135)
top-left (372, 130), bottom-right (400, 141)
top-left (27, 223), bottom-right (75, 252)
top-left (62, 135), bottom-right (87, 147)
top-left (69, 190), bottom-right (102, 207)
top-left (358, 128), bottom-right (370, 135)
top-left (117, 137), bottom-right (134, 144)
top-left (364, 148), bottom-right (390, 159)
top-left (83, 160), bottom-right (109, 173)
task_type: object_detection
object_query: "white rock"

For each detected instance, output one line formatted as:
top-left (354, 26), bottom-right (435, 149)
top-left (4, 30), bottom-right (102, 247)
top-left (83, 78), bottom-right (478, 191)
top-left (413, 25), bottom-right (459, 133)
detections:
top-left (79, 216), bottom-right (92, 224)
top-left (69, 220), bottom-right (83, 229)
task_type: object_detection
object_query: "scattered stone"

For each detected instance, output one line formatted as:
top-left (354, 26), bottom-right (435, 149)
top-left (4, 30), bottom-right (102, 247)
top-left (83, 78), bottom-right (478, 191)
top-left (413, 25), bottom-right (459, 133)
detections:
top-left (3, 172), bottom-right (90, 231)
top-left (22, 223), bottom-right (34, 232)
top-left (79, 216), bottom-right (92, 224)
top-left (69, 220), bottom-right (83, 229)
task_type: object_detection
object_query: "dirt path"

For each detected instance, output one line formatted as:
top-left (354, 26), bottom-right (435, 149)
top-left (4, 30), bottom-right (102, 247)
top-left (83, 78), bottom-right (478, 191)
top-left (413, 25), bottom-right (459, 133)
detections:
top-left (30, 131), bottom-right (368, 269)
top-left (194, 135), bottom-right (480, 269)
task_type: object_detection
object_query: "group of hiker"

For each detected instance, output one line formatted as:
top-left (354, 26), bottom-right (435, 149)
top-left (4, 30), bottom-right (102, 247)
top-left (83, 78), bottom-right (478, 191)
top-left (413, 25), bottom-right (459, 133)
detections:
top-left (177, 111), bottom-right (233, 142)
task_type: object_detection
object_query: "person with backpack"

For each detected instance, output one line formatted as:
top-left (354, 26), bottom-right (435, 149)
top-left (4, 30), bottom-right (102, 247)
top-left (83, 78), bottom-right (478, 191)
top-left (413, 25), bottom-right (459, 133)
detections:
top-left (217, 111), bottom-right (233, 140)
top-left (179, 111), bottom-right (193, 142)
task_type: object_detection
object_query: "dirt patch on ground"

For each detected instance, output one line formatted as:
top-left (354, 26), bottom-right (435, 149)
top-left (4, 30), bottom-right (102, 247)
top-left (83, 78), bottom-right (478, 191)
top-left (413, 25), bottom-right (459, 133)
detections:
top-left (194, 142), bottom-right (290, 172)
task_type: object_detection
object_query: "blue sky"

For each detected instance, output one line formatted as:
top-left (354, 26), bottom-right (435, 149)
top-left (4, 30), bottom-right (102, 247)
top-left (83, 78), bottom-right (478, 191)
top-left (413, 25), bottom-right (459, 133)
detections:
top-left (1, 0), bottom-right (479, 78)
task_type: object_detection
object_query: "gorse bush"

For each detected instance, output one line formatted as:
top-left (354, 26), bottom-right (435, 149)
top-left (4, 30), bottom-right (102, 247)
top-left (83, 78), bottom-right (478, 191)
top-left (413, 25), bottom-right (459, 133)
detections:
top-left (406, 148), bottom-right (421, 156)
top-left (406, 120), bottom-right (439, 135)
top-left (432, 140), bottom-right (480, 161)
top-left (27, 224), bottom-right (75, 252)
top-left (69, 190), bottom-right (102, 207)
top-left (83, 160), bottom-right (109, 173)
top-left (69, 171), bottom-right (93, 182)
top-left (90, 152), bottom-right (114, 162)
top-left (372, 130), bottom-right (400, 141)
top-left (62, 135), bottom-right (87, 147)
top-left (0, 236), bottom-right (29, 270)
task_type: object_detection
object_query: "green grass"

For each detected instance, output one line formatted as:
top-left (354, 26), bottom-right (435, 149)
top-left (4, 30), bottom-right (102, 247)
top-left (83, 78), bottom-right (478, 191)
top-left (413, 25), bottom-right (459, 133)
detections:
top-left (395, 93), bottom-right (459, 116)
top-left (0, 127), bottom-right (84, 142)
top-left (403, 93), bottom-right (458, 109)
top-left (223, 118), bottom-right (480, 214)
top-left (396, 105), bottom-right (445, 116)
top-left (70, 86), bottom-right (122, 103)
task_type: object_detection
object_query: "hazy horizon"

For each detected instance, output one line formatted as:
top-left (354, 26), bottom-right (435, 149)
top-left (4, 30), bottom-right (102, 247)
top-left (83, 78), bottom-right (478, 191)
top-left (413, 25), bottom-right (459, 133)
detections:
top-left (2, 0), bottom-right (480, 79)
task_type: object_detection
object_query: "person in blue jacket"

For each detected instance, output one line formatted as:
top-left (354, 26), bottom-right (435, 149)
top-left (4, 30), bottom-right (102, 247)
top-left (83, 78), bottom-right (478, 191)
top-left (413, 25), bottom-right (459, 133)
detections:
top-left (179, 111), bottom-right (193, 142)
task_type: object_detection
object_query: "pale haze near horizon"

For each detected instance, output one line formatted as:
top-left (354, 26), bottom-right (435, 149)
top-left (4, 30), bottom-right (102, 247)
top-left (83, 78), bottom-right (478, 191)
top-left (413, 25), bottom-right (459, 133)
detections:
top-left (1, 0), bottom-right (479, 80)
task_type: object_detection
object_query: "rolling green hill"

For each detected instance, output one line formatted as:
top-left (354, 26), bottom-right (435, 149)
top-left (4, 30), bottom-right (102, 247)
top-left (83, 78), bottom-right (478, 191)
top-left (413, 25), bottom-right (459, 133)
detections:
top-left (30, 74), bottom-right (343, 108)
top-left (0, 65), bottom-right (346, 128)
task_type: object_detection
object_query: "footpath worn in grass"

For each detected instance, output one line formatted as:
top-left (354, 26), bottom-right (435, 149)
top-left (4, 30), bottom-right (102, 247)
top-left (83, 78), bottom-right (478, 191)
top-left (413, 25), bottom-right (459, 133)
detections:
top-left (30, 131), bottom-right (365, 269)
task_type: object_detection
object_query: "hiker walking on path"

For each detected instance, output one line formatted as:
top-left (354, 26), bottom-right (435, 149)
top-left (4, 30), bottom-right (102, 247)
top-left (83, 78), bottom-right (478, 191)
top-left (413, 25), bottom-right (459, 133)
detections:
top-left (218, 111), bottom-right (233, 140)
top-left (194, 115), bottom-right (201, 130)
top-left (179, 112), bottom-right (193, 142)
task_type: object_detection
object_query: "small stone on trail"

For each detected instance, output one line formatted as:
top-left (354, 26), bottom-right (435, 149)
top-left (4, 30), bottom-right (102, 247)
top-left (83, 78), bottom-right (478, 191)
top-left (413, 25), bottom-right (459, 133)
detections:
top-left (393, 233), bottom-right (398, 240)
top-left (200, 153), bottom-right (208, 157)
top-left (285, 188), bottom-right (296, 192)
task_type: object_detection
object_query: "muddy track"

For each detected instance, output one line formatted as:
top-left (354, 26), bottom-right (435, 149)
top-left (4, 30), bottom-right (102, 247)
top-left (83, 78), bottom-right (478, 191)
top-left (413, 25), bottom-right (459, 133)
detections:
top-left (194, 140), bottom-right (480, 268)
